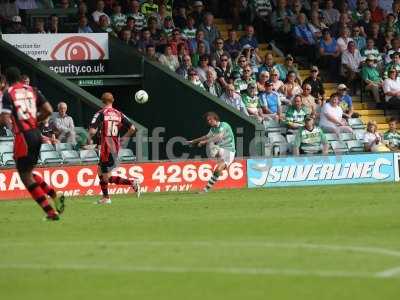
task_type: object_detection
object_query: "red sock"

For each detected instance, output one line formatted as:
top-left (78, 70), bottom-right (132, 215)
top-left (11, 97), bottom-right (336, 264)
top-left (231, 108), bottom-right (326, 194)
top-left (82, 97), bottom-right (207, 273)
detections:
top-left (109, 176), bottom-right (132, 185)
top-left (99, 175), bottom-right (109, 198)
top-left (33, 174), bottom-right (57, 199)
top-left (27, 183), bottom-right (56, 216)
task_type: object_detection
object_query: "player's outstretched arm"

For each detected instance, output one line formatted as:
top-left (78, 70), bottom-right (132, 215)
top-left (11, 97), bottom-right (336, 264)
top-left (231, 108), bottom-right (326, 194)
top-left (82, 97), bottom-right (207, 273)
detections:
top-left (187, 135), bottom-right (208, 146)
top-left (121, 125), bottom-right (136, 148)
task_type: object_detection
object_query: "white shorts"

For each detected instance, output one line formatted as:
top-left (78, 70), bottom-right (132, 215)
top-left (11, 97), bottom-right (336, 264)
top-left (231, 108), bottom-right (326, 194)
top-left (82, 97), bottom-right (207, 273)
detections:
top-left (216, 148), bottom-right (235, 167)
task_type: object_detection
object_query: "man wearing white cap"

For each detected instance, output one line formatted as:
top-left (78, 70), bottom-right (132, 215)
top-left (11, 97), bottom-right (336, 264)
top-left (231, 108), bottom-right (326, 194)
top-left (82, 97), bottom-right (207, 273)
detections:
top-left (5, 15), bottom-right (27, 33)
top-left (190, 1), bottom-right (205, 27)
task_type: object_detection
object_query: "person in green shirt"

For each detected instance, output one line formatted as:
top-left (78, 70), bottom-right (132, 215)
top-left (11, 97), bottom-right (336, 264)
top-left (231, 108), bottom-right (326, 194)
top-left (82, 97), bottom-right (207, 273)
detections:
top-left (361, 54), bottom-right (383, 104)
top-left (383, 52), bottom-right (400, 79)
top-left (234, 65), bottom-right (256, 93)
top-left (285, 94), bottom-right (310, 132)
top-left (188, 112), bottom-right (236, 193)
top-left (293, 116), bottom-right (329, 155)
top-left (141, 0), bottom-right (158, 17)
top-left (241, 82), bottom-right (264, 122)
top-left (384, 118), bottom-right (400, 151)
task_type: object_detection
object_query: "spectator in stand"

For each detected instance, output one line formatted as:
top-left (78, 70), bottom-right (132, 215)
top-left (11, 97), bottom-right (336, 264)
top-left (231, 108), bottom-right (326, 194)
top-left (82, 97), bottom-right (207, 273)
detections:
top-left (182, 15), bottom-right (197, 40)
top-left (77, 15), bottom-right (93, 33)
top-left (258, 53), bottom-right (277, 75)
top-left (39, 117), bottom-right (59, 145)
top-left (191, 41), bottom-right (207, 67)
top-left (195, 54), bottom-right (214, 82)
top-left (220, 84), bottom-right (249, 115)
top-left (318, 29), bottom-right (340, 80)
top-left (230, 0), bottom-right (251, 30)
top-left (358, 9), bottom-right (372, 36)
top-left (384, 52), bottom-right (400, 78)
top-left (187, 68), bottom-right (205, 90)
top-left (120, 29), bottom-right (134, 46)
top-left (301, 83), bottom-right (316, 118)
top-left (270, 0), bottom-right (293, 45)
top-left (92, 0), bottom-right (110, 24)
top-left (234, 65), bottom-right (256, 93)
top-left (330, 12), bottom-right (353, 38)
top-left (5, 15), bottom-right (27, 33)
top-left (341, 41), bottom-right (362, 94)
top-left (153, 4), bottom-right (170, 30)
top-left (190, 1), bottom-right (205, 28)
top-left (285, 95), bottom-right (309, 133)
top-left (175, 52), bottom-right (192, 78)
top-left (98, 14), bottom-right (117, 37)
top-left (161, 16), bottom-right (175, 38)
top-left (147, 16), bottom-right (162, 45)
top-left (293, 13), bottom-right (317, 64)
top-left (288, 0), bottom-right (306, 26)
top-left (361, 54), bottom-right (383, 104)
top-left (176, 42), bottom-right (189, 65)
top-left (337, 27), bottom-right (354, 53)
top-left (174, 6), bottom-right (187, 29)
top-left (203, 69), bottom-right (222, 97)
top-left (256, 71), bottom-right (270, 93)
top-left (303, 65), bottom-right (325, 100)
top-left (52, 102), bottom-right (77, 145)
top-left (368, 22), bottom-right (384, 50)
top-left (189, 29), bottom-right (210, 55)
top-left (49, 14), bottom-right (62, 34)
top-left (145, 44), bottom-right (157, 61)
top-left (215, 53), bottom-right (232, 88)
top-left (241, 44), bottom-right (262, 74)
top-left (319, 93), bottom-right (353, 137)
top-left (293, 116), bottom-right (329, 155)
top-left (382, 30), bottom-right (396, 55)
top-left (352, 25), bottom-right (367, 51)
top-left (32, 18), bottom-right (47, 33)
top-left (110, 2), bottom-right (127, 32)
top-left (270, 67), bottom-right (285, 93)
top-left (158, 0), bottom-right (172, 16)
top-left (282, 71), bottom-right (302, 103)
top-left (126, 0), bottom-right (147, 32)
top-left (241, 82), bottom-right (264, 122)
top-left (361, 38), bottom-right (382, 64)
top-left (158, 44), bottom-right (179, 71)
top-left (141, 0), bottom-right (159, 18)
top-left (232, 54), bottom-right (248, 76)
top-left (384, 118), bottom-right (400, 151)
top-left (224, 29), bottom-right (241, 58)
top-left (239, 25), bottom-right (259, 51)
top-left (385, 37), bottom-right (400, 64)
top-left (251, 0), bottom-right (273, 43)
top-left (337, 84), bottom-right (358, 119)
top-left (136, 28), bottom-right (154, 52)
top-left (352, 0), bottom-right (369, 22)
top-left (309, 8), bottom-right (328, 41)
top-left (322, 0), bottom-right (340, 26)
top-left (210, 38), bottom-right (226, 67)
top-left (275, 54), bottom-right (301, 84)
top-left (383, 68), bottom-right (400, 110)
top-left (259, 81), bottom-right (282, 121)
top-left (369, 0), bottom-right (386, 23)
top-left (380, 13), bottom-right (397, 34)
top-left (77, 1), bottom-right (89, 20)
top-left (169, 29), bottom-right (188, 55)
top-left (363, 120), bottom-right (389, 152)
top-left (199, 12), bottom-right (220, 46)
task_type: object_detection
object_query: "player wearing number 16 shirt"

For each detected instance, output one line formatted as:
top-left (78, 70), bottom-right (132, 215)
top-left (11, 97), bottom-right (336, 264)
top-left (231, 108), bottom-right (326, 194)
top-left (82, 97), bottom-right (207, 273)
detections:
top-left (88, 92), bottom-right (140, 204)
top-left (0, 67), bottom-right (64, 221)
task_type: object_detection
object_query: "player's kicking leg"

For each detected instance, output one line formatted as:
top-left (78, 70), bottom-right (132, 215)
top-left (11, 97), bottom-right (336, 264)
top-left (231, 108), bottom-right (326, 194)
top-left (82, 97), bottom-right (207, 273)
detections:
top-left (33, 173), bottom-right (65, 214)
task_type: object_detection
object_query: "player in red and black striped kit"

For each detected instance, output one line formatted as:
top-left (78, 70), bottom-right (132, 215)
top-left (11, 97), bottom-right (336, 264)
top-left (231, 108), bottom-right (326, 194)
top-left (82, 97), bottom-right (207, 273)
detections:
top-left (88, 92), bottom-right (140, 204)
top-left (0, 67), bottom-right (64, 220)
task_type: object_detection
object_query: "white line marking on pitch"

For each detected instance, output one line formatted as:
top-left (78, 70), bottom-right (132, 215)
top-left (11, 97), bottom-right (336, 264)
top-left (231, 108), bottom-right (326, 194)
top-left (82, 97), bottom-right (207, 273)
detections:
top-left (0, 263), bottom-right (380, 279)
top-left (376, 266), bottom-right (400, 278)
top-left (1, 240), bottom-right (400, 258)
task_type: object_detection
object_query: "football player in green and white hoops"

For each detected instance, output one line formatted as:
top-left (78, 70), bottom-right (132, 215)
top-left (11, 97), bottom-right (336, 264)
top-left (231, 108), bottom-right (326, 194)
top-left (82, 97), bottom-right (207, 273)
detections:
top-left (188, 112), bottom-right (235, 193)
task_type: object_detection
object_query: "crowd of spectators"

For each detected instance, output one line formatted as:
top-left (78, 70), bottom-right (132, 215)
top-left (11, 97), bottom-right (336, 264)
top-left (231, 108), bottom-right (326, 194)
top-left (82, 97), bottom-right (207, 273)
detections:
top-left (2, 0), bottom-right (400, 154)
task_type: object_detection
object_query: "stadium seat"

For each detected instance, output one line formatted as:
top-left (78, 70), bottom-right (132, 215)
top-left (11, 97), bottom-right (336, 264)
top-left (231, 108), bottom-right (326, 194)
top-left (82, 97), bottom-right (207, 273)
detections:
top-left (348, 118), bottom-right (365, 130)
top-left (80, 149), bottom-right (99, 163)
top-left (0, 143), bottom-right (13, 155)
top-left (40, 151), bottom-right (63, 165)
top-left (268, 133), bottom-right (289, 155)
top-left (353, 129), bottom-right (366, 140)
top-left (60, 150), bottom-right (81, 164)
top-left (40, 143), bottom-right (55, 152)
top-left (56, 143), bottom-right (74, 152)
top-left (339, 133), bottom-right (354, 141)
top-left (1, 152), bottom-right (15, 166)
top-left (264, 119), bottom-right (281, 134)
top-left (330, 141), bottom-right (348, 153)
top-left (347, 140), bottom-right (365, 152)
top-left (0, 136), bottom-right (14, 143)
top-left (324, 133), bottom-right (338, 142)
top-left (301, 145), bottom-right (323, 154)
top-left (118, 148), bottom-right (136, 162)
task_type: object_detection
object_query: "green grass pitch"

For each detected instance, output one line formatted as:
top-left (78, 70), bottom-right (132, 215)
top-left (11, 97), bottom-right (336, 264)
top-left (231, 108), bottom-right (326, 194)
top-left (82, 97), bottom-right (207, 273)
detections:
top-left (0, 183), bottom-right (400, 300)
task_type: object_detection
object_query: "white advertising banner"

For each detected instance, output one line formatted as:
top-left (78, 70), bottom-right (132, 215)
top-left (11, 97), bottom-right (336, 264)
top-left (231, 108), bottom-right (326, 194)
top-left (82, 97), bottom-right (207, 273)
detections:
top-left (2, 33), bottom-right (109, 61)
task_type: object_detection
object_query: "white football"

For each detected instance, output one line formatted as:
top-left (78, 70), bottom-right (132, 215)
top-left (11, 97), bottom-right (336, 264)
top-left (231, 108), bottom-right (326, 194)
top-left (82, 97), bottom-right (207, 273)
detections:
top-left (135, 90), bottom-right (149, 104)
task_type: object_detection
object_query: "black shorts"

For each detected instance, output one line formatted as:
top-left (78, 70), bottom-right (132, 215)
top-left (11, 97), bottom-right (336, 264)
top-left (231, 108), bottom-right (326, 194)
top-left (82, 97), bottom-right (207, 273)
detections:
top-left (99, 152), bottom-right (119, 174)
top-left (15, 129), bottom-right (41, 173)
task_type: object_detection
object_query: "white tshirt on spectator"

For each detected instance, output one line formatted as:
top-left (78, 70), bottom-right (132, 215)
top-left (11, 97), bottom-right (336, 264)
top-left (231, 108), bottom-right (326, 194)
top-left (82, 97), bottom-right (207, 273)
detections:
top-left (363, 131), bottom-right (381, 147)
top-left (341, 49), bottom-right (362, 72)
top-left (383, 77), bottom-right (400, 101)
top-left (337, 37), bottom-right (354, 53)
top-left (92, 10), bottom-right (110, 23)
top-left (319, 102), bottom-right (343, 128)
